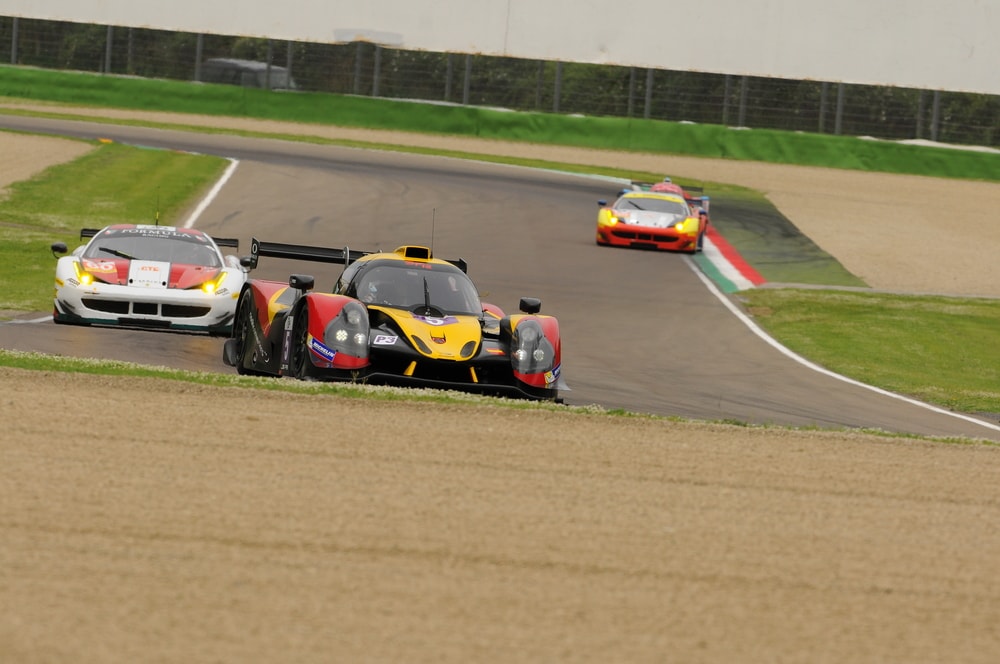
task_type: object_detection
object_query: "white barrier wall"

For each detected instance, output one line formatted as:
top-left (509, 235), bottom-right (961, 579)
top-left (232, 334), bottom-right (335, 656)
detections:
top-left (3, 0), bottom-right (1000, 95)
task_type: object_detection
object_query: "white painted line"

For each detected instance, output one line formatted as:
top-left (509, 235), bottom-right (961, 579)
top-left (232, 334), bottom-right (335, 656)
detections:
top-left (685, 258), bottom-right (1000, 435)
top-left (182, 158), bottom-right (240, 229)
top-left (11, 315), bottom-right (53, 324)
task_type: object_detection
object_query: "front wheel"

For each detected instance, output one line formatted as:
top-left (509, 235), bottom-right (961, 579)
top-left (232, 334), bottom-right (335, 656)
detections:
top-left (287, 304), bottom-right (313, 380)
top-left (232, 292), bottom-right (265, 376)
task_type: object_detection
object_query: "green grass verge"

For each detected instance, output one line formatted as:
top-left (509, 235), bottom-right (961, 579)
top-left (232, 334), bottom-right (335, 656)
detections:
top-left (0, 348), bottom-right (593, 412)
top-left (3, 65), bottom-right (1000, 181)
top-left (0, 350), bottom-right (975, 442)
top-left (737, 288), bottom-right (1000, 414)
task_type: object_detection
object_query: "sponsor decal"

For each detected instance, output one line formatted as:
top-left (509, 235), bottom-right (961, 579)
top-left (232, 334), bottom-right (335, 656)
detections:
top-left (250, 307), bottom-right (268, 362)
top-left (121, 226), bottom-right (192, 240)
top-left (545, 364), bottom-right (561, 386)
top-left (83, 259), bottom-right (117, 273)
top-left (308, 335), bottom-right (337, 362)
top-left (373, 334), bottom-right (398, 346)
top-left (413, 315), bottom-right (458, 326)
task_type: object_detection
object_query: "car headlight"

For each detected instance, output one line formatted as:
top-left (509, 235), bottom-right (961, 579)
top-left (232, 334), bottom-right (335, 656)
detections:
top-left (73, 261), bottom-right (94, 286)
top-left (511, 319), bottom-right (554, 374)
top-left (323, 301), bottom-right (370, 356)
top-left (200, 271), bottom-right (229, 294)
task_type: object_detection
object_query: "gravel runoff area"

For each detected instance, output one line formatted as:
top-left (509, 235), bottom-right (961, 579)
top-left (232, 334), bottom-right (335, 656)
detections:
top-left (3, 115), bottom-right (1000, 663)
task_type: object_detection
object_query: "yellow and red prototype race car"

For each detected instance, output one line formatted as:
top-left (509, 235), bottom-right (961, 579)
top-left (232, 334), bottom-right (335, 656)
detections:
top-left (222, 239), bottom-right (566, 401)
top-left (596, 179), bottom-right (710, 252)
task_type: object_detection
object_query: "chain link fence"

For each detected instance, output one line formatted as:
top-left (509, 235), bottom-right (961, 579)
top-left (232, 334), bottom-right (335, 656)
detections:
top-left (3, 16), bottom-right (999, 148)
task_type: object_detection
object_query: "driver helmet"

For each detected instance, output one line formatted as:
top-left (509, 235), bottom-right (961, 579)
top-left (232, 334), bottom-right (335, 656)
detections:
top-left (363, 280), bottom-right (382, 303)
top-left (362, 277), bottom-right (398, 304)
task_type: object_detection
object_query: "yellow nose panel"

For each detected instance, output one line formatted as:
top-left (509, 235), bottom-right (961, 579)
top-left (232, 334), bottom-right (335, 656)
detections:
top-left (390, 311), bottom-right (482, 359)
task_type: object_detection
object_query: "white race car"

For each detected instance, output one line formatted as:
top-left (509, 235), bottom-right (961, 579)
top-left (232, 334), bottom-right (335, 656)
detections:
top-left (51, 224), bottom-right (246, 335)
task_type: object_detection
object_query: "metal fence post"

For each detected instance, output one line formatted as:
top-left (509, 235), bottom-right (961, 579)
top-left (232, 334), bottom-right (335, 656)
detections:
top-left (834, 82), bottom-right (845, 135)
top-left (10, 17), bottom-right (18, 65)
top-left (265, 40), bottom-right (274, 89)
top-left (126, 27), bottom-right (134, 75)
top-left (553, 61), bottom-right (563, 113)
top-left (627, 67), bottom-right (636, 118)
top-left (819, 82), bottom-right (828, 133)
top-left (722, 74), bottom-right (731, 125)
top-left (931, 90), bottom-right (941, 141)
top-left (445, 53), bottom-right (454, 101)
top-left (194, 34), bottom-right (203, 81)
top-left (353, 43), bottom-right (363, 95)
top-left (104, 25), bottom-right (113, 74)
top-left (462, 54), bottom-right (471, 104)
top-left (644, 69), bottom-right (653, 119)
top-left (737, 76), bottom-right (748, 127)
top-left (916, 90), bottom-right (926, 139)
top-left (535, 60), bottom-right (544, 109)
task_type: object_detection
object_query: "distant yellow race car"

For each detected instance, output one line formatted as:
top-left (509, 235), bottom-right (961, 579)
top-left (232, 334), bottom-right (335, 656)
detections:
top-left (596, 179), bottom-right (709, 253)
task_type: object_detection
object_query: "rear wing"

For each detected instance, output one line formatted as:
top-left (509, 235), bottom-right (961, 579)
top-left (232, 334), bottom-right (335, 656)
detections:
top-left (247, 237), bottom-right (469, 273)
top-left (212, 237), bottom-right (241, 249)
top-left (248, 238), bottom-right (370, 270)
top-left (80, 227), bottom-right (240, 249)
top-left (629, 180), bottom-right (705, 195)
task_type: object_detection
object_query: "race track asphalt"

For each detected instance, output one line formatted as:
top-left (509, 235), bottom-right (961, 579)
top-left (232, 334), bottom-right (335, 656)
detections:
top-left (2, 114), bottom-right (999, 441)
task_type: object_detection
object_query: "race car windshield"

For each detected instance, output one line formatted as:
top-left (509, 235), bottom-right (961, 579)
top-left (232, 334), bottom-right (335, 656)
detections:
top-left (84, 233), bottom-right (221, 267)
top-left (356, 264), bottom-right (481, 315)
top-left (619, 197), bottom-right (689, 217)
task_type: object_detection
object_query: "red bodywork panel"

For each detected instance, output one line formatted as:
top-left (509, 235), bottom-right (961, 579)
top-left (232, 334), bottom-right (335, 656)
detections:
top-left (83, 258), bottom-right (220, 289)
top-left (303, 293), bottom-right (369, 369)
top-left (510, 314), bottom-right (562, 388)
top-left (247, 279), bottom-right (292, 338)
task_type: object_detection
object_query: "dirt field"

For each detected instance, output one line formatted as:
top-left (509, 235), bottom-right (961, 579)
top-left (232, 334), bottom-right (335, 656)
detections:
top-left (3, 113), bottom-right (1000, 663)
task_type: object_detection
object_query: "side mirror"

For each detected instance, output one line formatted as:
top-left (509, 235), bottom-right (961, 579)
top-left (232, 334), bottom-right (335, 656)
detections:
top-left (289, 274), bottom-right (315, 292)
top-left (51, 242), bottom-right (68, 258)
top-left (519, 297), bottom-right (541, 314)
top-left (597, 200), bottom-right (607, 207)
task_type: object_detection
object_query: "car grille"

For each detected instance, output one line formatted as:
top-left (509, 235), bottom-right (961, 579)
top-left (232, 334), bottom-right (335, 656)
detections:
top-left (82, 298), bottom-right (211, 318)
top-left (610, 229), bottom-right (678, 243)
top-left (162, 304), bottom-right (212, 318)
top-left (82, 298), bottom-right (129, 315)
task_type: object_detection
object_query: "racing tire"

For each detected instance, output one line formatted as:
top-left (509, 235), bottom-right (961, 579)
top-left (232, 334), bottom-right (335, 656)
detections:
top-left (288, 304), bottom-right (313, 380)
top-left (232, 292), bottom-right (266, 376)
